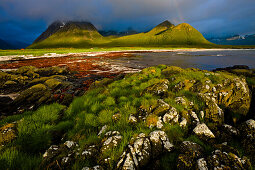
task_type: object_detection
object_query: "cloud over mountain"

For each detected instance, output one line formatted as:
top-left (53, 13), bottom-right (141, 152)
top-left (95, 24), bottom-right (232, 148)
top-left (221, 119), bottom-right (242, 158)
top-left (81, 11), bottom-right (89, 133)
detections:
top-left (0, 0), bottom-right (255, 42)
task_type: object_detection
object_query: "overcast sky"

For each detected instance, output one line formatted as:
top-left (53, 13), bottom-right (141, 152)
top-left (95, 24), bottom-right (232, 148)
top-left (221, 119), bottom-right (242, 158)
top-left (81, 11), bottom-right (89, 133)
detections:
top-left (0, 0), bottom-right (255, 43)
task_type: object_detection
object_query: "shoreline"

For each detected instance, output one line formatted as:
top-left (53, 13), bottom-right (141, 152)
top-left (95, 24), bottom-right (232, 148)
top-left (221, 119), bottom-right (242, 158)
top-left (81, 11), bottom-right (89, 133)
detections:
top-left (1, 48), bottom-right (255, 62)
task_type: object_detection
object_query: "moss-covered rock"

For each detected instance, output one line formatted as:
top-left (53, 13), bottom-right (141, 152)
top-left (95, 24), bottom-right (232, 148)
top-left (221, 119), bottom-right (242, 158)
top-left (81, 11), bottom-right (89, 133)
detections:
top-left (44, 78), bottom-right (62, 89)
top-left (13, 84), bottom-right (50, 106)
top-left (0, 123), bottom-right (17, 146)
top-left (145, 79), bottom-right (169, 96)
top-left (36, 66), bottom-right (67, 76)
top-left (239, 119), bottom-right (255, 163)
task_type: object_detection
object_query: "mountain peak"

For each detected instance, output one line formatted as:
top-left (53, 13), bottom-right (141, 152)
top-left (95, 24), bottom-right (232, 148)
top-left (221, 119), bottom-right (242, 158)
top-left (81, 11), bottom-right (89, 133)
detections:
top-left (33, 21), bottom-right (98, 43)
top-left (156, 20), bottom-right (174, 28)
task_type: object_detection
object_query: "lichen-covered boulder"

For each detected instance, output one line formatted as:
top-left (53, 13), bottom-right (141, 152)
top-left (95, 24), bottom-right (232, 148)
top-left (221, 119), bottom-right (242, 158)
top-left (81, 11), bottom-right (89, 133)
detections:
top-left (41, 141), bottom-right (81, 169)
top-left (207, 150), bottom-right (251, 169)
top-left (177, 141), bottom-right (204, 170)
top-left (149, 130), bottom-right (174, 158)
top-left (218, 78), bottom-right (251, 117)
top-left (163, 107), bottom-right (179, 124)
top-left (179, 141), bottom-right (204, 158)
top-left (153, 99), bottom-right (170, 115)
top-left (193, 123), bottom-right (215, 140)
top-left (117, 131), bottom-right (174, 170)
top-left (196, 158), bottom-right (208, 170)
top-left (239, 119), bottom-right (255, 163)
top-left (175, 97), bottom-right (187, 106)
top-left (198, 93), bottom-right (224, 125)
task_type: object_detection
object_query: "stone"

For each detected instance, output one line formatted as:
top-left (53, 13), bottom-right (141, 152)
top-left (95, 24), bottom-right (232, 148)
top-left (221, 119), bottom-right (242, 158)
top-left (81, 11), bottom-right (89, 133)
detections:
top-left (199, 93), bottom-right (224, 125)
top-left (189, 111), bottom-right (200, 125)
top-left (98, 125), bottom-right (108, 136)
top-left (156, 117), bottom-right (164, 129)
top-left (179, 141), bottom-right (204, 158)
top-left (122, 153), bottom-right (135, 170)
top-left (129, 115), bottom-right (137, 124)
top-left (112, 113), bottom-right (121, 121)
top-left (149, 130), bottom-right (174, 157)
top-left (207, 149), bottom-right (251, 169)
top-left (64, 141), bottom-right (77, 149)
top-left (193, 123), bottom-right (215, 139)
top-left (132, 136), bottom-right (151, 167)
top-left (101, 131), bottom-right (122, 153)
top-left (81, 145), bottom-right (97, 159)
top-left (179, 118), bottom-right (188, 128)
top-left (163, 107), bottom-right (179, 124)
top-left (199, 111), bottom-right (205, 119)
top-left (197, 158), bottom-right (208, 170)
top-left (239, 119), bottom-right (255, 163)
top-left (153, 99), bottom-right (170, 115)
top-left (175, 97), bottom-right (187, 106)
top-left (117, 131), bottom-right (173, 169)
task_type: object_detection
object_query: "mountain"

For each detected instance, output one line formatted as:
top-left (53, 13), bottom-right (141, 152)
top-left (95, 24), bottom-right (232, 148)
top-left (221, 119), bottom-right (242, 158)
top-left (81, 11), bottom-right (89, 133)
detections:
top-left (33, 21), bottom-right (64, 43)
top-left (0, 38), bottom-right (14, 49)
top-left (110, 21), bottom-right (212, 46)
top-left (208, 34), bottom-right (255, 45)
top-left (29, 21), bottom-right (106, 48)
top-left (29, 20), bottom-right (213, 49)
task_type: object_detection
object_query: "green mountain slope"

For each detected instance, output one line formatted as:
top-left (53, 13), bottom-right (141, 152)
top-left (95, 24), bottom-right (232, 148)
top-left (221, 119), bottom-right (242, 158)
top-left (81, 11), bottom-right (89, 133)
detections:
top-left (110, 21), bottom-right (211, 46)
top-left (28, 22), bottom-right (109, 49)
top-left (29, 20), bottom-right (213, 49)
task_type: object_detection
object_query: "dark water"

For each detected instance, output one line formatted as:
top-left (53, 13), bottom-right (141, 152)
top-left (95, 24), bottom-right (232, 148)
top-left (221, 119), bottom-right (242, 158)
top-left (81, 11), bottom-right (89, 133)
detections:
top-left (114, 49), bottom-right (255, 70)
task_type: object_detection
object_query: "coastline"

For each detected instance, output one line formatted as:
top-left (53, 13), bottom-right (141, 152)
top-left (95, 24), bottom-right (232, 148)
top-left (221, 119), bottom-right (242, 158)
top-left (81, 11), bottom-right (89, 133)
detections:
top-left (1, 48), bottom-right (255, 62)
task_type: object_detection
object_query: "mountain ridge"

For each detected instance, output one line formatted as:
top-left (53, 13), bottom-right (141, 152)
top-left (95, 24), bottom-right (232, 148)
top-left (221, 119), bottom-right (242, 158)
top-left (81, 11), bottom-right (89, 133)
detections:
top-left (29, 20), bottom-right (213, 48)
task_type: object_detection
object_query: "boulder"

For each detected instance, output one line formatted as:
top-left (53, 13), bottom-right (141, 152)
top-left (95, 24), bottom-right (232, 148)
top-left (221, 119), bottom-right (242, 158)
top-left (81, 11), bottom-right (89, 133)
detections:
top-left (207, 150), bottom-right (251, 169)
top-left (239, 119), bottom-right (255, 163)
top-left (175, 97), bottom-right (187, 106)
top-left (199, 93), bottom-right (224, 125)
top-left (177, 141), bottom-right (204, 170)
top-left (153, 99), bottom-right (170, 115)
top-left (163, 107), bottom-right (179, 124)
top-left (193, 123), bottom-right (215, 140)
top-left (179, 141), bottom-right (204, 158)
top-left (149, 130), bottom-right (174, 157)
top-left (117, 131), bottom-right (174, 169)
top-left (196, 158), bottom-right (208, 170)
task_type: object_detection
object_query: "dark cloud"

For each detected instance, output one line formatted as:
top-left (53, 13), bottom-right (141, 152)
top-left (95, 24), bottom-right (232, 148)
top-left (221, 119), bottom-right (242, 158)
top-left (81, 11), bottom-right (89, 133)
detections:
top-left (0, 0), bottom-right (254, 42)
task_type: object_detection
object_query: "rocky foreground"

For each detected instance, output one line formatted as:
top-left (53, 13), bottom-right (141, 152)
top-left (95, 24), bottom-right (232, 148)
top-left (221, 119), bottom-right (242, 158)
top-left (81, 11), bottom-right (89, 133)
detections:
top-left (0, 64), bottom-right (255, 169)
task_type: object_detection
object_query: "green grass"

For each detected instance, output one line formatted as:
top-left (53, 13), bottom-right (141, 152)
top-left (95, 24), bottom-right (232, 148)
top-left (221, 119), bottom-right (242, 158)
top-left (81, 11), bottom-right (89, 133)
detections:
top-left (0, 147), bottom-right (42, 170)
top-left (16, 103), bottom-right (66, 153)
